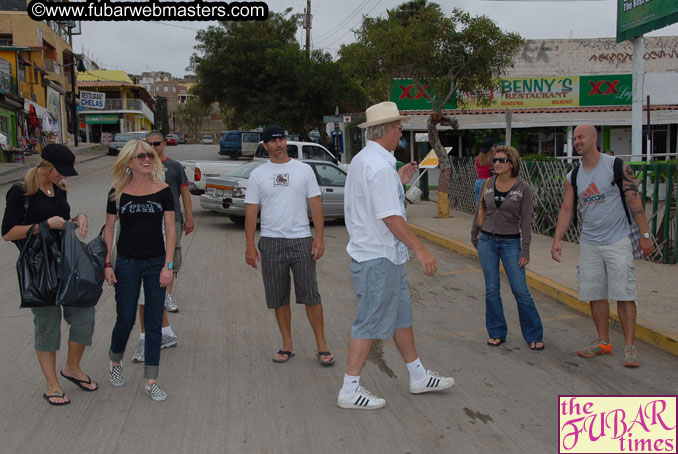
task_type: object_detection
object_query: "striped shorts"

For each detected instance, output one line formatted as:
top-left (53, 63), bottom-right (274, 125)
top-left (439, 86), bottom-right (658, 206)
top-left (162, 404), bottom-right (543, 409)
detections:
top-left (258, 236), bottom-right (321, 309)
top-left (350, 257), bottom-right (413, 339)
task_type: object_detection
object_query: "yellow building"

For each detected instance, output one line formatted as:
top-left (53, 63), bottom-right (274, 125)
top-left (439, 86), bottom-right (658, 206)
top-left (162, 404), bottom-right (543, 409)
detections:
top-left (0, 11), bottom-right (78, 147)
top-left (77, 70), bottom-right (155, 142)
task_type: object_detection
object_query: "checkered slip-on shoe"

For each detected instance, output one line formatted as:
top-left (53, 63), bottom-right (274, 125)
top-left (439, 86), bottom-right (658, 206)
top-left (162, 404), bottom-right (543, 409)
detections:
top-left (145, 383), bottom-right (168, 402)
top-left (109, 362), bottom-right (125, 387)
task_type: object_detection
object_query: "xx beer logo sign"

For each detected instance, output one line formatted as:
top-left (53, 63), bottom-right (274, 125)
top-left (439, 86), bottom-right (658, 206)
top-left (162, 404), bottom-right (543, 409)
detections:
top-left (398, 83), bottom-right (431, 100)
top-left (390, 79), bottom-right (457, 110)
top-left (580, 75), bottom-right (633, 106)
top-left (588, 80), bottom-right (620, 96)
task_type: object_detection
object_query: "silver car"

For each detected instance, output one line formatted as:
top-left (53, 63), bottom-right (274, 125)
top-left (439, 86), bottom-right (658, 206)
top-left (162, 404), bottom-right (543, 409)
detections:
top-left (200, 159), bottom-right (347, 224)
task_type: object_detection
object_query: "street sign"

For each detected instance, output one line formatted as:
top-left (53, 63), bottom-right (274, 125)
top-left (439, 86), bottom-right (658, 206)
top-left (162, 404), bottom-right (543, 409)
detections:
top-left (419, 147), bottom-right (452, 168)
top-left (617, 0), bottom-right (678, 42)
top-left (323, 115), bottom-right (343, 123)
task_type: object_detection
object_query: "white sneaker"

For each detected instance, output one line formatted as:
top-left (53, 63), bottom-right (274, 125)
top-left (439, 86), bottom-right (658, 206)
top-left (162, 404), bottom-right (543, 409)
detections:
top-left (131, 338), bottom-right (144, 363)
top-left (337, 386), bottom-right (386, 410)
top-left (410, 370), bottom-right (455, 394)
top-left (160, 334), bottom-right (177, 349)
top-left (165, 294), bottom-right (179, 312)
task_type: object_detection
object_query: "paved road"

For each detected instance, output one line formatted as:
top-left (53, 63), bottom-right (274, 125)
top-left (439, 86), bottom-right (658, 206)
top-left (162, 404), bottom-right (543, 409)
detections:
top-left (0, 145), bottom-right (675, 454)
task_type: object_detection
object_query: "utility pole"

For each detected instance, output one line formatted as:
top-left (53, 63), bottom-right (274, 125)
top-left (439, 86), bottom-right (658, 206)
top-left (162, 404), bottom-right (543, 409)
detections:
top-left (305, 0), bottom-right (311, 58)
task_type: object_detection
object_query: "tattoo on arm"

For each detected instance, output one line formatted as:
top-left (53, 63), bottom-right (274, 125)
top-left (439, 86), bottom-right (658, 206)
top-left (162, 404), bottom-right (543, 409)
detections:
top-left (631, 208), bottom-right (644, 217)
top-left (622, 164), bottom-right (639, 198)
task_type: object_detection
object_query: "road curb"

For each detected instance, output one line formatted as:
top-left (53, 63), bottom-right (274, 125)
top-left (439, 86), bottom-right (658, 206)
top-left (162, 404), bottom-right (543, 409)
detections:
top-left (409, 222), bottom-right (678, 357)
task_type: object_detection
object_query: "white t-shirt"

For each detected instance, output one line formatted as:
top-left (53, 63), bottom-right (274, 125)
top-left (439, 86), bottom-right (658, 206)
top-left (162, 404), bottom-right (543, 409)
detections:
top-left (245, 159), bottom-right (321, 238)
top-left (344, 140), bottom-right (409, 265)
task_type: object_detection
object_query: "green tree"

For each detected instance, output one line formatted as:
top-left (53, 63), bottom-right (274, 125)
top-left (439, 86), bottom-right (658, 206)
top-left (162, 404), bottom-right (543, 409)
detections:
top-left (191, 9), bottom-right (359, 139)
top-left (338, 0), bottom-right (523, 217)
top-left (175, 99), bottom-right (211, 141)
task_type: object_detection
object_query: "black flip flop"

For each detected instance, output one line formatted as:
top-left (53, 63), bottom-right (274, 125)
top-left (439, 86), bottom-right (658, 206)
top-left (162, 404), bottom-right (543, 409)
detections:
top-left (272, 350), bottom-right (295, 363)
top-left (487, 338), bottom-right (504, 346)
top-left (316, 351), bottom-right (335, 366)
top-left (530, 342), bottom-right (545, 351)
top-left (43, 391), bottom-right (70, 406)
top-left (60, 370), bottom-right (99, 392)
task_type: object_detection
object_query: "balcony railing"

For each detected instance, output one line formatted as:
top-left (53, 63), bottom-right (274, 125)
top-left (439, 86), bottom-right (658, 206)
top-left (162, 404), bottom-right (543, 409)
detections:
top-left (44, 59), bottom-right (62, 76)
top-left (81, 98), bottom-right (154, 123)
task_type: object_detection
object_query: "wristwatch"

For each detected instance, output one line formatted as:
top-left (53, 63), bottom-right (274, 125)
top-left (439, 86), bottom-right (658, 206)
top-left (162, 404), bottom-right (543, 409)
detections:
top-left (640, 233), bottom-right (650, 239)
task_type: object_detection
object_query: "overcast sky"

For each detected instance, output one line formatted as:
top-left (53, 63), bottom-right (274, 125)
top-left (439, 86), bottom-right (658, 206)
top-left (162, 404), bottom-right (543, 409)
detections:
top-left (73, 0), bottom-right (678, 78)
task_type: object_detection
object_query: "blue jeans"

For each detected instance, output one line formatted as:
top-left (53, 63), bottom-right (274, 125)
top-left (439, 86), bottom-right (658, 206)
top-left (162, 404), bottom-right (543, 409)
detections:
top-left (477, 233), bottom-right (543, 344)
top-left (109, 255), bottom-right (166, 379)
top-left (474, 178), bottom-right (487, 203)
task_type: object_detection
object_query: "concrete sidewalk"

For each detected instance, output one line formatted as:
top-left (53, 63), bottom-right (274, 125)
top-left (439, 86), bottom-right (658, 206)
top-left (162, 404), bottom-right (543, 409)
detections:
top-left (406, 198), bottom-right (678, 356)
top-left (0, 143), bottom-right (108, 186)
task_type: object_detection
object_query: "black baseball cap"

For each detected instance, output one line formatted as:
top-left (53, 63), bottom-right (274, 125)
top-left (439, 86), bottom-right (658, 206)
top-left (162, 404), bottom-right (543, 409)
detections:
top-left (262, 125), bottom-right (285, 143)
top-left (480, 138), bottom-right (495, 153)
top-left (41, 144), bottom-right (78, 176)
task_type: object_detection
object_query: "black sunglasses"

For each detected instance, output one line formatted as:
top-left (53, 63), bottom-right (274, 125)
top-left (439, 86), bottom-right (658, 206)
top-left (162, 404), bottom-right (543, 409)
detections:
top-left (133, 152), bottom-right (155, 160)
top-left (148, 141), bottom-right (163, 147)
top-left (492, 157), bottom-right (510, 164)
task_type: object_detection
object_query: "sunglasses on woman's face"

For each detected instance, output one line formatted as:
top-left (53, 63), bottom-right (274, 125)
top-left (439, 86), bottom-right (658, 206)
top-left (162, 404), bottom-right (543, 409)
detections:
top-left (133, 152), bottom-right (155, 160)
top-left (492, 157), bottom-right (510, 164)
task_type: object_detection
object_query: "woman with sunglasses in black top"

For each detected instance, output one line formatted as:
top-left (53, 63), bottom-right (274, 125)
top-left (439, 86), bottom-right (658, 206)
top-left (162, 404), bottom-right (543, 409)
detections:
top-left (103, 140), bottom-right (175, 401)
top-left (471, 146), bottom-right (544, 350)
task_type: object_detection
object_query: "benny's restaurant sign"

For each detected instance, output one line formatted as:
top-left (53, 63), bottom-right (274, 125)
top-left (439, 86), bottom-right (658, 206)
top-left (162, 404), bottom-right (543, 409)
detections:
top-left (390, 75), bottom-right (633, 110)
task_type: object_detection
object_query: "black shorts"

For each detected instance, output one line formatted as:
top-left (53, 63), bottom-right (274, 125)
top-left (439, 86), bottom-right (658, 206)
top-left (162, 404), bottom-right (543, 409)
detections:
top-left (258, 236), bottom-right (321, 309)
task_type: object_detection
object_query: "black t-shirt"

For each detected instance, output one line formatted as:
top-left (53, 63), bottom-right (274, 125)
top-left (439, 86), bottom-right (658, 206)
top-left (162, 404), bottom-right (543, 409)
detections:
top-left (106, 187), bottom-right (174, 259)
top-left (494, 183), bottom-right (509, 209)
top-left (2, 183), bottom-right (71, 237)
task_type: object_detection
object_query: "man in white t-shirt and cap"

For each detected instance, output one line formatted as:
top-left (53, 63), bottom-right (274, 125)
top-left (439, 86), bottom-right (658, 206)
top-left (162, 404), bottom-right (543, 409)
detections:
top-left (245, 125), bottom-right (334, 366)
top-left (337, 101), bottom-right (454, 410)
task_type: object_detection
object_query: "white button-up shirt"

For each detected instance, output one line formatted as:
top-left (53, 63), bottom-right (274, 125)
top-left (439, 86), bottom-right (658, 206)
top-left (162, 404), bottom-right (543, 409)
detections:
top-left (344, 140), bottom-right (409, 265)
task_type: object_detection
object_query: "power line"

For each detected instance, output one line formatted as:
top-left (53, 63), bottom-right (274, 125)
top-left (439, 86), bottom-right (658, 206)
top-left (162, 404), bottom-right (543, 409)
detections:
top-left (321, 0), bottom-right (384, 48)
top-left (314, 0), bottom-right (371, 42)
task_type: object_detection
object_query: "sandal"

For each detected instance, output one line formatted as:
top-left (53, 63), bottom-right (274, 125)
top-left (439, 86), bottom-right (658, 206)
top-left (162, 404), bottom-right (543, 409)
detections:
top-left (60, 370), bottom-right (98, 391)
top-left (530, 341), bottom-right (545, 351)
top-left (272, 350), bottom-right (295, 363)
top-left (43, 391), bottom-right (70, 406)
top-left (316, 351), bottom-right (335, 366)
top-left (487, 338), bottom-right (503, 346)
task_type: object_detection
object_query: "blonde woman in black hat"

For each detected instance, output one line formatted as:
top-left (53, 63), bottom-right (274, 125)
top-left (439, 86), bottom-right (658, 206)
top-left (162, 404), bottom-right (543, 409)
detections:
top-left (2, 144), bottom-right (94, 406)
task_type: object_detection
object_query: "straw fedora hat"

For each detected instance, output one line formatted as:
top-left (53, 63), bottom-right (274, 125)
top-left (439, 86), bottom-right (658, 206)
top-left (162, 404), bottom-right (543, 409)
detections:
top-left (358, 101), bottom-right (410, 128)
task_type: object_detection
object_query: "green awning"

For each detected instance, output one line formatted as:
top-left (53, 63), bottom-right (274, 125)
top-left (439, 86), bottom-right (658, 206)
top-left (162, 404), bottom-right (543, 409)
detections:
top-left (85, 114), bottom-right (118, 125)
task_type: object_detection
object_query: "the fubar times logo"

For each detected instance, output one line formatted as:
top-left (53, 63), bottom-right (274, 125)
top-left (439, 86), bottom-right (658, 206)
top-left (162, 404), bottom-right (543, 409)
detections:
top-left (559, 396), bottom-right (677, 453)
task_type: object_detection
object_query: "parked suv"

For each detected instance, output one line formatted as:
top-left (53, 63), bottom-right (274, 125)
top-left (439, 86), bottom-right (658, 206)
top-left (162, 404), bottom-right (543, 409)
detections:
top-left (219, 130), bottom-right (261, 160)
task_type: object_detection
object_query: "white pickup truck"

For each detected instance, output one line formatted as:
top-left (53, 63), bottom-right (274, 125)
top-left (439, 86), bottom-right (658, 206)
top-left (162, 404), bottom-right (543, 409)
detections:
top-left (180, 160), bottom-right (243, 195)
top-left (182, 141), bottom-right (344, 195)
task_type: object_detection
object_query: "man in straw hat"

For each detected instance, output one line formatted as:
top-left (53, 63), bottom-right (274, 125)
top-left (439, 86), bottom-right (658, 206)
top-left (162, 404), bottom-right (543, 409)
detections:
top-left (336, 101), bottom-right (454, 410)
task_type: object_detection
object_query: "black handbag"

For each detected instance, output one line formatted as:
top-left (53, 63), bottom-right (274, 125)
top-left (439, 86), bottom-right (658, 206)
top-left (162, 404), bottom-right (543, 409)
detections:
top-left (17, 221), bottom-right (62, 308)
top-left (56, 221), bottom-right (106, 307)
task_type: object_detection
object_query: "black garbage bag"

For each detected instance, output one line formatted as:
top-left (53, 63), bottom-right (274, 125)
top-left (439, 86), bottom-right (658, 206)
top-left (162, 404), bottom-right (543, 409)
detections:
top-left (56, 221), bottom-right (106, 307)
top-left (17, 221), bottom-right (62, 308)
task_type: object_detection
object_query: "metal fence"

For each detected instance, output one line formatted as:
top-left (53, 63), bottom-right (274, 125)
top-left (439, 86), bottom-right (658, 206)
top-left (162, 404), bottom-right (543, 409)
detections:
top-left (447, 157), bottom-right (677, 264)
